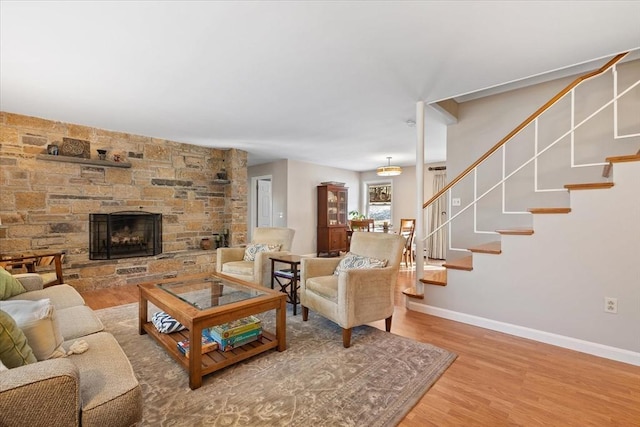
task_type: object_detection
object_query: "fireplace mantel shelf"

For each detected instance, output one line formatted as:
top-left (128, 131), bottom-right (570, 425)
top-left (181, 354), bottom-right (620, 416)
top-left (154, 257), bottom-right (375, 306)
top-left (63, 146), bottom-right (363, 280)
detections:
top-left (37, 154), bottom-right (132, 168)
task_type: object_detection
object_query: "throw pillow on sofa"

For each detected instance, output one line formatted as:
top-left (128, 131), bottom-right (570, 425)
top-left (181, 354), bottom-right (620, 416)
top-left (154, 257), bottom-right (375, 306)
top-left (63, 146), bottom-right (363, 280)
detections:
top-left (0, 299), bottom-right (66, 360)
top-left (0, 267), bottom-right (26, 300)
top-left (0, 309), bottom-right (37, 368)
top-left (333, 252), bottom-right (388, 276)
top-left (243, 243), bottom-right (281, 262)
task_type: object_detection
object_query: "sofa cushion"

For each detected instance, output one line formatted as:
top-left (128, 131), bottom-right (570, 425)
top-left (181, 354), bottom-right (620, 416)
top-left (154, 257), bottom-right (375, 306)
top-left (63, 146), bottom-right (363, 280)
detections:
top-left (57, 305), bottom-right (105, 340)
top-left (9, 284), bottom-right (85, 310)
top-left (243, 243), bottom-right (281, 261)
top-left (0, 309), bottom-right (37, 368)
top-left (306, 275), bottom-right (339, 302)
top-left (66, 332), bottom-right (142, 427)
top-left (333, 252), bottom-right (388, 276)
top-left (222, 260), bottom-right (255, 276)
top-left (0, 299), bottom-right (66, 360)
top-left (0, 268), bottom-right (26, 300)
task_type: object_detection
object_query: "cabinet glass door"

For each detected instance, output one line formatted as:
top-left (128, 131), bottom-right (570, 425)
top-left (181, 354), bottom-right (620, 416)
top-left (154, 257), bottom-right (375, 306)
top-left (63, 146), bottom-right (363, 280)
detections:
top-left (327, 190), bottom-right (339, 225)
top-left (337, 190), bottom-right (347, 225)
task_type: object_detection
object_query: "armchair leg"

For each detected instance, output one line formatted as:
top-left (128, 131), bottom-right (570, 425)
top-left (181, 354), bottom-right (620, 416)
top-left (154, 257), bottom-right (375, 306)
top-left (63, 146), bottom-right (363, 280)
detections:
top-left (302, 306), bottom-right (309, 321)
top-left (342, 328), bottom-right (352, 348)
top-left (385, 316), bottom-right (392, 332)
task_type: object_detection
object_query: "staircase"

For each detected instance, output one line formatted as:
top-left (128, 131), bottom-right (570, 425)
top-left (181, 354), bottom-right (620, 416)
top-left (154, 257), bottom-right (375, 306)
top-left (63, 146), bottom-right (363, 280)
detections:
top-left (406, 153), bottom-right (640, 291)
top-left (402, 52), bottom-right (640, 364)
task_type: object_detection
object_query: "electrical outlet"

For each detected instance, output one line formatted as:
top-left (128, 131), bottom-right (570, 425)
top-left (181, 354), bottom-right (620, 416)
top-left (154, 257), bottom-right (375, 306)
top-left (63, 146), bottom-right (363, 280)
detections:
top-left (604, 297), bottom-right (618, 314)
top-left (452, 198), bottom-right (461, 206)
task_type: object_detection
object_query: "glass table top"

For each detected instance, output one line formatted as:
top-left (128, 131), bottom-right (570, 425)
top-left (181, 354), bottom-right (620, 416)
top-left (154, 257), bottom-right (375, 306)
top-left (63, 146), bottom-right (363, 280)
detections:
top-left (157, 276), bottom-right (265, 310)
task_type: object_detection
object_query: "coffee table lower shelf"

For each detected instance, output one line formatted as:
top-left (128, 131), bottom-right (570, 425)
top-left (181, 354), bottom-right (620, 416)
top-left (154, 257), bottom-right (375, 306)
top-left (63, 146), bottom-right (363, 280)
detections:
top-left (142, 322), bottom-right (278, 375)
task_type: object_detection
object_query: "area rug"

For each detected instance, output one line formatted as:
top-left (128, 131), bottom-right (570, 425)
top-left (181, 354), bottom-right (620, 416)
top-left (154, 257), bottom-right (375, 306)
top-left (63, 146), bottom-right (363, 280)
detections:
top-left (96, 303), bottom-right (456, 426)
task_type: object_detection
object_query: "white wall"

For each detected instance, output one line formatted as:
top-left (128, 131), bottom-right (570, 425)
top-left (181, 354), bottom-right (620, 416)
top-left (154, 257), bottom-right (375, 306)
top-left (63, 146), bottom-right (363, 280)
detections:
top-left (413, 160), bottom-right (640, 363)
top-left (249, 159), bottom-right (360, 256)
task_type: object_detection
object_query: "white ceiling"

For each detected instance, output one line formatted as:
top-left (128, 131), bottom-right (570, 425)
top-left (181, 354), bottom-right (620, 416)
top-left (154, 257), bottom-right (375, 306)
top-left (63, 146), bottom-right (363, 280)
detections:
top-left (1, 1), bottom-right (639, 171)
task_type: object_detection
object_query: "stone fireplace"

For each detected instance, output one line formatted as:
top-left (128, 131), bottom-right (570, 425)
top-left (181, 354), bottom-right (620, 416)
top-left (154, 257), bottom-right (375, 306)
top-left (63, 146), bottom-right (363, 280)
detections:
top-left (0, 111), bottom-right (249, 291)
top-left (89, 211), bottom-right (162, 260)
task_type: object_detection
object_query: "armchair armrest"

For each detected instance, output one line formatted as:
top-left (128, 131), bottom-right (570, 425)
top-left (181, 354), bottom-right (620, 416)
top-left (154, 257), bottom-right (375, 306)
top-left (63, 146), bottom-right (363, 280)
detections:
top-left (216, 247), bottom-right (246, 272)
top-left (0, 358), bottom-right (80, 426)
top-left (337, 266), bottom-right (397, 325)
top-left (255, 250), bottom-right (291, 287)
top-left (301, 257), bottom-right (342, 282)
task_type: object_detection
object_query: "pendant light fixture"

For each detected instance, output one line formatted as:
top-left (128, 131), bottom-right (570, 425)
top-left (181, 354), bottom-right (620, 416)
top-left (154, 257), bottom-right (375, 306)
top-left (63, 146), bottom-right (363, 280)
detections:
top-left (376, 157), bottom-right (402, 176)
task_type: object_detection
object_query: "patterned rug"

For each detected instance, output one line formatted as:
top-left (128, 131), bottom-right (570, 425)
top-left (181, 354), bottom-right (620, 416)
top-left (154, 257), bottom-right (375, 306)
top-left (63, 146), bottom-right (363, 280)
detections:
top-left (96, 303), bottom-right (456, 426)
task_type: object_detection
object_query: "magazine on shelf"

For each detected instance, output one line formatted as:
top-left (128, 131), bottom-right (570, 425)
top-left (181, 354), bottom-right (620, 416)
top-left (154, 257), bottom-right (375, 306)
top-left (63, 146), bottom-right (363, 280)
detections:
top-left (275, 268), bottom-right (298, 278)
top-left (217, 329), bottom-right (263, 352)
top-left (206, 326), bottom-right (263, 350)
top-left (207, 315), bottom-right (261, 339)
top-left (177, 335), bottom-right (219, 358)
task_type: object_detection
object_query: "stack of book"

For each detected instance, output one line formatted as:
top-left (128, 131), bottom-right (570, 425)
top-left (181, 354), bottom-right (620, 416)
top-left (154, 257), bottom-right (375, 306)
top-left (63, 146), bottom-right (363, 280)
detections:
top-left (205, 315), bottom-right (262, 352)
top-left (176, 334), bottom-right (218, 358)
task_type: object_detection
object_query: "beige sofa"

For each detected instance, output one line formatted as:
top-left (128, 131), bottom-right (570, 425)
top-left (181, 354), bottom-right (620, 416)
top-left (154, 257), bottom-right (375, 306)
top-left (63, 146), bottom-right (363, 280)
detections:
top-left (0, 273), bottom-right (142, 427)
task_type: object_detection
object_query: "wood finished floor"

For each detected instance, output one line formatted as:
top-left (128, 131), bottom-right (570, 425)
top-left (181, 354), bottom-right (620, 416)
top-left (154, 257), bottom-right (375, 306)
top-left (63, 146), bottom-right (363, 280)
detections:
top-left (81, 269), bottom-right (640, 426)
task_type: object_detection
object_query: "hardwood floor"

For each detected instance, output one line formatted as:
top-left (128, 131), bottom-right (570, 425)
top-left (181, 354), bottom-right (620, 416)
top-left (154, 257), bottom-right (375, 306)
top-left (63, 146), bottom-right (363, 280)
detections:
top-left (81, 269), bottom-right (640, 426)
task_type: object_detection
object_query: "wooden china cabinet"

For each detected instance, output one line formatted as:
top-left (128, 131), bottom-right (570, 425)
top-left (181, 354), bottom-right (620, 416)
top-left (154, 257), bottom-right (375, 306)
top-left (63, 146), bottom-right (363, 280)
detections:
top-left (316, 184), bottom-right (349, 256)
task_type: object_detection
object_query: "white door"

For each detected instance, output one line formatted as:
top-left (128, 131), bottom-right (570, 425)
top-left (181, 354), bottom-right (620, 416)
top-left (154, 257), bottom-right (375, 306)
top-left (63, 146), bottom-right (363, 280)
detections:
top-left (257, 179), bottom-right (272, 227)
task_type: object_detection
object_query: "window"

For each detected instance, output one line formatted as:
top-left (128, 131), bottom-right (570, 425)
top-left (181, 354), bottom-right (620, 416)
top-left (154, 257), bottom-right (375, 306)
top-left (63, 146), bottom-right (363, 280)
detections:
top-left (366, 183), bottom-right (392, 227)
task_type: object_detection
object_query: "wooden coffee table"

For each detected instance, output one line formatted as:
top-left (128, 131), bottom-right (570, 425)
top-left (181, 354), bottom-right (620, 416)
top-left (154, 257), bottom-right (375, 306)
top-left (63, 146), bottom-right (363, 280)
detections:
top-left (138, 272), bottom-right (286, 389)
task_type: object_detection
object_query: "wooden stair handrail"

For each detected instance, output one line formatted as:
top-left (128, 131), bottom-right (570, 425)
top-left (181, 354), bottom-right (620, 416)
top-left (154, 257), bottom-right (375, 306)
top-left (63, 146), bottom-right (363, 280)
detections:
top-left (423, 52), bottom-right (628, 210)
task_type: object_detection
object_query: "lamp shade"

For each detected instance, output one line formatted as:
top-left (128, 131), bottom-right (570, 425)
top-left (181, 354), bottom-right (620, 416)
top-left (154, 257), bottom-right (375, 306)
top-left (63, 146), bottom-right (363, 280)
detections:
top-left (376, 157), bottom-right (402, 176)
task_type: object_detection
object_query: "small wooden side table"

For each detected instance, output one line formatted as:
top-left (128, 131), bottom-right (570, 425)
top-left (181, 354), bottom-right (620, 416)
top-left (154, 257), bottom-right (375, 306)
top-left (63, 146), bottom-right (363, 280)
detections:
top-left (270, 255), bottom-right (302, 315)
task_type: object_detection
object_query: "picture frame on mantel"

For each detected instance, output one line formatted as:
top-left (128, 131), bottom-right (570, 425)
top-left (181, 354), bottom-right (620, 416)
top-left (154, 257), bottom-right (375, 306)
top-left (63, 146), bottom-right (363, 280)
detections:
top-left (59, 137), bottom-right (91, 158)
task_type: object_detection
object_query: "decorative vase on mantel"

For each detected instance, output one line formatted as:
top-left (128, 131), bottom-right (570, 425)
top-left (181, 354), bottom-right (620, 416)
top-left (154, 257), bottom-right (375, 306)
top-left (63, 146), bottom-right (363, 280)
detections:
top-left (200, 238), bottom-right (212, 250)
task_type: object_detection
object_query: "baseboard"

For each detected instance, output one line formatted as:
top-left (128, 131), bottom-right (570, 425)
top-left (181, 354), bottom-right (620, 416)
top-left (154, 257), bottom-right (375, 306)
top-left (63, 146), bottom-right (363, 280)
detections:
top-left (407, 301), bottom-right (640, 367)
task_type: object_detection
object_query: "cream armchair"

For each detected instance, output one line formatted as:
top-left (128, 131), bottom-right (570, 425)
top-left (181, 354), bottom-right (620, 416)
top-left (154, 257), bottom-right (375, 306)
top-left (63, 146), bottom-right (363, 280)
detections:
top-left (300, 232), bottom-right (405, 348)
top-left (216, 227), bottom-right (295, 287)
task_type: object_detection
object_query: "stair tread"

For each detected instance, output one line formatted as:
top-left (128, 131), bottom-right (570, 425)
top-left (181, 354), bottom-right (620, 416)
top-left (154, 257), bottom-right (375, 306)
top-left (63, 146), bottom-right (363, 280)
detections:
top-left (564, 182), bottom-right (614, 190)
top-left (496, 228), bottom-right (534, 235)
top-left (468, 241), bottom-right (502, 254)
top-left (528, 207), bottom-right (571, 214)
top-left (443, 255), bottom-right (473, 271)
top-left (419, 269), bottom-right (447, 286)
top-left (402, 287), bottom-right (425, 299)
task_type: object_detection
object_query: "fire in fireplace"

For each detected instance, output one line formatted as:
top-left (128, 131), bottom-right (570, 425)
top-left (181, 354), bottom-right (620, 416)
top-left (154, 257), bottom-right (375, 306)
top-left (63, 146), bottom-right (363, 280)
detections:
top-left (89, 211), bottom-right (162, 260)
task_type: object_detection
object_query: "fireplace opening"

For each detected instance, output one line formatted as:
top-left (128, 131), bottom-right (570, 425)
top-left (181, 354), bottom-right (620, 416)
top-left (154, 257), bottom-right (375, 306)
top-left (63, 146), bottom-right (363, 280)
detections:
top-left (89, 211), bottom-right (162, 260)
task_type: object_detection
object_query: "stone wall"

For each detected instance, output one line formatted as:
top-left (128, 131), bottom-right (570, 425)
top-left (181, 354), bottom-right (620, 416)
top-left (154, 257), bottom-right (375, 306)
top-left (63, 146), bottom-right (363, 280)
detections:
top-left (0, 112), bottom-right (248, 291)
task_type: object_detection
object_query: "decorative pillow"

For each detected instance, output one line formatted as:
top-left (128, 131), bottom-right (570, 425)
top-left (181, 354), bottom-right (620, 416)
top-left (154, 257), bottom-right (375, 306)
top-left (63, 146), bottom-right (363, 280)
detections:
top-left (0, 309), bottom-right (37, 368)
top-left (0, 267), bottom-right (27, 300)
top-left (334, 252), bottom-right (388, 276)
top-left (0, 299), bottom-right (66, 360)
top-left (243, 243), bottom-right (281, 262)
top-left (152, 311), bottom-right (185, 333)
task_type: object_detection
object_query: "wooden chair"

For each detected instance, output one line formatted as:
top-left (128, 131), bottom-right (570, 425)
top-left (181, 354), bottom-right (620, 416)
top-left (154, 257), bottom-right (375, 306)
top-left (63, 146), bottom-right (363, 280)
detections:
top-left (399, 219), bottom-right (416, 267)
top-left (0, 251), bottom-right (65, 287)
top-left (349, 219), bottom-right (374, 232)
